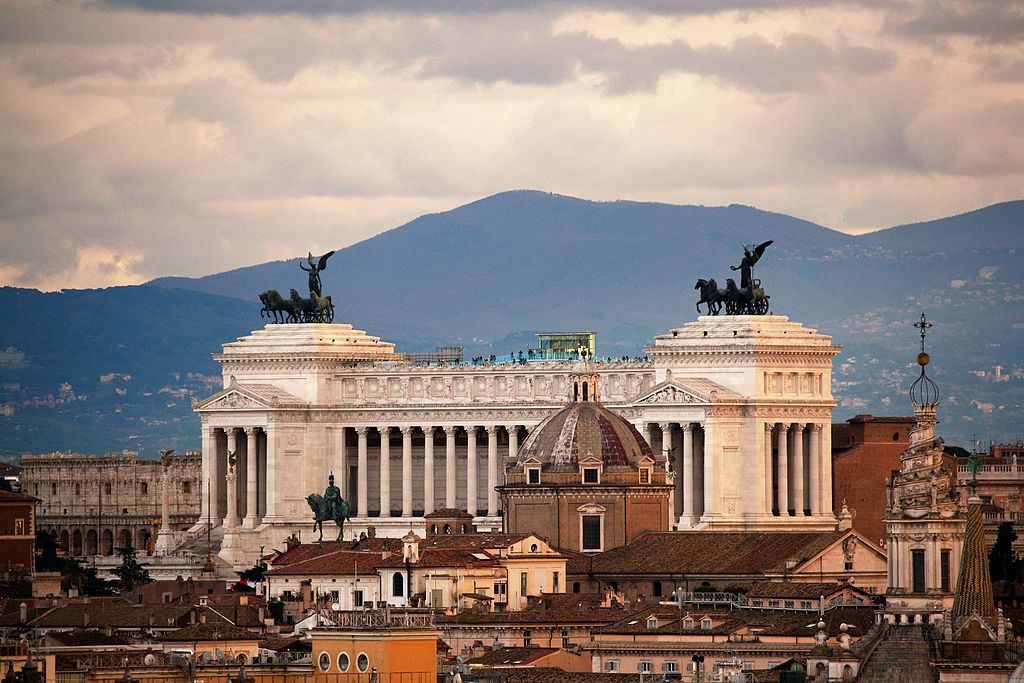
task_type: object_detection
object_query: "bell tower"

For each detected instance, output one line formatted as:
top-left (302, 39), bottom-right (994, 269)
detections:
top-left (884, 314), bottom-right (966, 623)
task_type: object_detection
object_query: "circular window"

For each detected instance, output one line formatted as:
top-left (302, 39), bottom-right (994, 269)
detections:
top-left (357, 653), bottom-right (369, 672)
top-left (337, 653), bottom-right (350, 672)
top-left (530, 543), bottom-right (538, 552)
top-left (318, 652), bottom-right (331, 672)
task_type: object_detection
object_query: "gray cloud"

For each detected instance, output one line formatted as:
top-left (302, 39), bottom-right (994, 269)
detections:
top-left (887, 1), bottom-right (1024, 44)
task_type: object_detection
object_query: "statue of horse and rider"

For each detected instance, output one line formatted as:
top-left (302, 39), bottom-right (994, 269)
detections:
top-left (695, 240), bottom-right (773, 316)
top-left (306, 473), bottom-right (351, 542)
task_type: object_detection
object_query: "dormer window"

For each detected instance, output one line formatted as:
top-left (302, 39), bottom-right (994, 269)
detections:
top-left (527, 467), bottom-right (541, 484)
top-left (683, 617), bottom-right (694, 629)
top-left (701, 618), bottom-right (712, 630)
top-left (639, 467), bottom-right (651, 484)
top-left (583, 467), bottom-right (599, 484)
top-left (646, 616), bottom-right (658, 630)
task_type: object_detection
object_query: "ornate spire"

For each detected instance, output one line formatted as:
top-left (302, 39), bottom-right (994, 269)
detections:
top-left (950, 497), bottom-right (997, 630)
top-left (910, 313), bottom-right (939, 408)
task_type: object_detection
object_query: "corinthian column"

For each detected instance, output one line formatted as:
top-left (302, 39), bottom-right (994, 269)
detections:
top-left (793, 424), bottom-right (805, 516)
top-left (356, 427), bottom-right (368, 516)
top-left (777, 424), bottom-right (789, 515)
top-left (243, 428), bottom-right (259, 528)
top-left (486, 426), bottom-right (499, 516)
top-left (401, 427), bottom-right (413, 517)
top-left (224, 428), bottom-right (239, 528)
top-left (681, 423), bottom-right (695, 527)
top-left (466, 426), bottom-right (478, 516)
top-left (508, 426), bottom-right (519, 460)
top-left (379, 426), bottom-right (391, 518)
top-left (444, 426), bottom-right (457, 509)
top-left (809, 423), bottom-right (821, 515)
top-left (423, 427), bottom-right (435, 515)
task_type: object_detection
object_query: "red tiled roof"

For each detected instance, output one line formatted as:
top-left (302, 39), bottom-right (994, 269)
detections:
top-left (591, 531), bottom-right (844, 576)
top-left (376, 548), bottom-right (496, 570)
top-left (722, 581), bottom-right (869, 600)
top-left (467, 647), bottom-right (559, 666)
top-left (265, 550), bottom-right (384, 577)
top-left (161, 622), bottom-right (260, 642)
top-left (421, 533), bottom-right (531, 550)
top-left (270, 538), bottom-right (401, 566)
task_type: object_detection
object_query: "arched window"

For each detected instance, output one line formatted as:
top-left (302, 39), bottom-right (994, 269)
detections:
top-left (392, 572), bottom-right (404, 597)
top-left (572, 581), bottom-right (581, 593)
top-left (582, 382), bottom-right (589, 401)
top-left (892, 431), bottom-right (900, 441)
top-left (652, 580), bottom-right (662, 597)
top-left (75, 483), bottom-right (81, 496)
top-left (443, 524), bottom-right (452, 534)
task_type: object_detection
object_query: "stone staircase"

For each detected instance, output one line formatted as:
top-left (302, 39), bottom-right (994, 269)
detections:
top-left (857, 625), bottom-right (936, 683)
top-left (173, 524), bottom-right (224, 557)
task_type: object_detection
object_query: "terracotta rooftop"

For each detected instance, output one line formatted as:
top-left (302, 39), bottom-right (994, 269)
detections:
top-left (439, 593), bottom-right (625, 626)
top-left (470, 668), bottom-right (658, 683)
top-left (721, 581), bottom-right (870, 601)
top-left (425, 508), bottom-right (474, 519)
top-left (376, 548), bottom-right (496, 570)
top-left (265, 550), bottom-right (385, 577)
top-left (421, 533), bottom-right (533, 550)
top-left (467, 646), bottom-right (559, 666)
top-left (161, 622), bottom-right (260, 642)
top-left (27, 603), bottom-right (262, 629)
top-left (45, 629), bottom-right (131, 647)
top-left (0, 490), bottom-right (39, 503)
top-left (270, 537), bottom-right (401, 566)
top-left (590, 531), bottom-right (844, 576)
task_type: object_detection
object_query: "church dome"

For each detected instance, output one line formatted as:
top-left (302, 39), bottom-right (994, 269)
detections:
top-left (514, 401), bottom-right (655, 471)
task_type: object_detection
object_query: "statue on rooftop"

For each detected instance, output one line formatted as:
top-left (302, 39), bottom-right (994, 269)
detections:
top-left (306, 473), bottom-right (351, 542)
top-left (695, 240), bottom-right (773, 315)
top-left (300, 251), bottom-right (335, 298)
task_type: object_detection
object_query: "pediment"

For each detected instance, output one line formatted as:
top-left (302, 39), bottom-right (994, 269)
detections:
top-left (634, 380), bottom-right (708, 406)
top-left (195, 383), bottom-right (304, 411)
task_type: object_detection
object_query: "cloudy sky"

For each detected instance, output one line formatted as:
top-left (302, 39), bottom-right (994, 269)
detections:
top-left (1, 0), bottom-right (1022, 290)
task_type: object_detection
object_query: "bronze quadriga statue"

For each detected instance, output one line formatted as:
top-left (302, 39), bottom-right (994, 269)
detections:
top-left (258, 250), bottom-right (336, 323)
top-left (695, 241), bottom-right (773, 316)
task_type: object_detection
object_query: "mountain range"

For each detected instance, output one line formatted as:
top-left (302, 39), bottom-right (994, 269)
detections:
top-left (2, 190), bottom-right (1022, 457)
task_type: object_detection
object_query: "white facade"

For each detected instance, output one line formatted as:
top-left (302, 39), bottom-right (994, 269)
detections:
top-left (195, 315), bottom-right (842, 568)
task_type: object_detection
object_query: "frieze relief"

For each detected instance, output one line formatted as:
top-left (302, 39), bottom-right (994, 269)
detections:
top-left (206, 392), bottom-right (267, 410)
top-left (638, 385), bottom-right (705, 405)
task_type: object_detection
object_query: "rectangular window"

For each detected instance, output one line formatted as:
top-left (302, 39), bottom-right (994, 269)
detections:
top-left (523, 630), bottom-right (531, 647)
top-left (431, 589), bottom-right (443, 608)
top-left (941, 550), bottom-right (951, 592)
top-left (553, 571), bottom-right (560, 593)
top-left (562, 630), bottom-right (570, 648)
top-left (14, 519), bottom-right (25, 535)
top-left (493, 582), bottom-right (507, 597)
top-left (354, 590), bottom-right (364, 607)
top-left (140, 482), bottom-right (148, 495)
top-left (912, 549), bottom-right (926, 593)
top-left (662, 661), bottom-right (678, 672)
top-left (604, 661), bottom-right (619, 673)
top-left (528, 468), bottom-right (540, 484)
top-left (582, 515), bottom-right (602, 551)
top-left (639, 468), bottom-right (650, 484)
top-left (583, 467), bottom-right (599, 483)
top-left (182, 481), bottom-right (192, 494)
top-left (105, 483), bottom-right (111, 495)
top-left (520, 572), bottom-right (528, 596)
top-left (638, 661), bottom-right (652, 673)
top-left (845, 561), bottom-right (854, 571)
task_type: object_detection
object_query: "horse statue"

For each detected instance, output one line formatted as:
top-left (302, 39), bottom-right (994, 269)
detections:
top-left (694, 278), bottom-right (723, 315)
top-left (305, 474), bottom-right (351, 542)
top-left (259, 289), bottom-right (293, 323)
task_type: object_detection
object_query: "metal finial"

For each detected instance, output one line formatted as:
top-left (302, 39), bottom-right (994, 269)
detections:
top-left (914, 313), bottom-right (933, 354)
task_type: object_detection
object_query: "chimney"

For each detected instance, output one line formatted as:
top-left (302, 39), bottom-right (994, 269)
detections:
top-left (19, 602), bottom-right (27, 623)
top-left (367, 526), bottom-right (376, 539)
top-left (83, 611), bottom-right (89, 627)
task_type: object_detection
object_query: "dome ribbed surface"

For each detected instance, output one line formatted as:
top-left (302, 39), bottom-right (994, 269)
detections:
top-left (515, 402), bottom-right (654, 471)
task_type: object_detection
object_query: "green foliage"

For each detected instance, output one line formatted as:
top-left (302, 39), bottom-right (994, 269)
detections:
top-left (35, 530), bottom-right (61, 571)
top-left (989, 521), bottom-right (1022, 583)
top-left (234, 563), bottom-right (267, 593)
top-left (111, 545), bottom-right (153, 591)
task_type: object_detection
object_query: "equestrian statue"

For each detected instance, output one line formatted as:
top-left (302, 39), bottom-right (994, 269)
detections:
top-left (306, 473), bottom-right (351, 542)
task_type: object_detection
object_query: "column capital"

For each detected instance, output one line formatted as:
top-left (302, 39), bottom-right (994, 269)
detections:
top-left (377, 425), bottom-right (391, 435)
top-left (355, 426), bottom-right (369, 437)
top-left (208, 426), bottom-right (220, 438)
top-left (485, 425), bottom-right (498, 435)
top-left (422, 425), bottom-right (436, 436)
top-left (658, 422), bottom-right (673, 431)
top-left (443, 426), bottom-right (458, 437)
top-left (681, 422), bottom-right (694, 433)
top-left (399, 426), bottom-right (413, 437)
top-left (810, 423), bottom-right (823, 433)
top-left (794, 423), bottom-right (806, 433)
top-left (244, 427), bottom-right (259, 437)
top-left (464, 425), bottom-right (478, 435)
top-left (764, 422), bottom-right (774, 433)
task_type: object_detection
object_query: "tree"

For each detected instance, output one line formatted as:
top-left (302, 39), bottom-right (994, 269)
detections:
top-left (35, 531), bottom-right (61, 571)
top-left (989, 521), bottom-right (1020, 583)
top-left (111, 545), bottom-right (153, 591)
top-left (234, 563), bottom-right (267, 593)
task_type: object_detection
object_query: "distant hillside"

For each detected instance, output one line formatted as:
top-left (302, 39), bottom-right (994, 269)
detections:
top-left (3, 191), bottom-right (1023, 456)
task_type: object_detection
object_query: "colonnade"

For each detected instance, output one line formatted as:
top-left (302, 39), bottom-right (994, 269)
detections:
top-left (202, 424), bottom-right (526, 527)
top-left (888, 530), bottom-right (959, 595)
top-left (766, 422), bottom-right (830, 517)
top-left (645, 422), bottom-right (708, 527)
